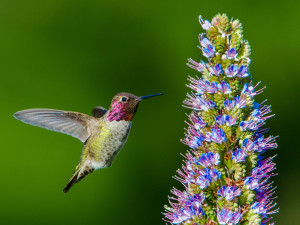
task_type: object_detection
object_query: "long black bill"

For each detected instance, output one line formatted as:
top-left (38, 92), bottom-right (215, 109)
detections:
top-left (138, 93), bottom-right (164, 100)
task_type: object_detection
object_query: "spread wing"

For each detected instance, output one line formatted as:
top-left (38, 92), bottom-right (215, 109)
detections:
top-left (13, 108), bottom-right (97, 142)
top-left (92, 106), bottom-right (107, 118)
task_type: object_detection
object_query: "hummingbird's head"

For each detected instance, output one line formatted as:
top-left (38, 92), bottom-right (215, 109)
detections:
top-left (106, 92), bottom-right (163, 122)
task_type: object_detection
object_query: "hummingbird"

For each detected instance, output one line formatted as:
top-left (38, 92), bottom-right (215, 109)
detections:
top-left (13, 92), bottom-right (163, 193)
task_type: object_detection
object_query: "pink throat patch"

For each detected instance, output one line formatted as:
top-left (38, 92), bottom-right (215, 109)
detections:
top-left (107, 100), bottom-right (132, 121)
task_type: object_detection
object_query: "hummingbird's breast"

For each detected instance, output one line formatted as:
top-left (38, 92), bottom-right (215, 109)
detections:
top-left (85, 118), bottom-right (132, 169)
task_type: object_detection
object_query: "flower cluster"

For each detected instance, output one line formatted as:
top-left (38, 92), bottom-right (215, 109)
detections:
top-left (164, 14), bottom-right (278, 225)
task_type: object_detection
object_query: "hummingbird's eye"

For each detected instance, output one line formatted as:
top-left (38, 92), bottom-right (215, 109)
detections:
top-left (121, 97), bottom-right (128, 102)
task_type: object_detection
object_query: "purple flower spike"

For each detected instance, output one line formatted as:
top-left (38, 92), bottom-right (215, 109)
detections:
top-left (227, 48), bottom-right (238, 59)
top-left (164, 14), bottom-right (278, 225)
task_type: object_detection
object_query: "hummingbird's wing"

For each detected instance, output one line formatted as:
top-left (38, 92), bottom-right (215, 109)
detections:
top-left (92, 106), bottom-right (107, 118)
top-left (13, 109), bottom-right (97, 142)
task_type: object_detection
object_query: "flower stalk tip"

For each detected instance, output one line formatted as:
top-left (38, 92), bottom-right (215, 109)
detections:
top-left (163, 13), bottom-right (278, 225)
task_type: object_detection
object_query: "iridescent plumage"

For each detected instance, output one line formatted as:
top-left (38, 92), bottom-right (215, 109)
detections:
top-left (13, 92), bottom-right (163, 193)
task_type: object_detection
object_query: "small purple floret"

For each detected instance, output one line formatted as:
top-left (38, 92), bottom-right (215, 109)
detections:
top-left (232, 148), bottom-right (248, 162)
top-left (196, 152), bottom-right (220, 167)
top-left (217, 208), bottom-right (242, 225)
top-left (199, 34), bottom-right (215, 58)
top-left (225, 64), bottom-right (238, 77)
top-left (209, 64), bottom-right (223, 76)
top-left (217, 186), bottom-right (241, 200)
top-left (217, 208), bottom-right (232, 224)
top-left (237, 65), bottom-right (249, 78)
top-left (205, 127), bottom-right (227, 143)
top-left (227, 48), bottom-right (238, 59)
top-left (199, 16), bottom-right (212, 30)
top-left (218, 81), bottom-right (231, 94)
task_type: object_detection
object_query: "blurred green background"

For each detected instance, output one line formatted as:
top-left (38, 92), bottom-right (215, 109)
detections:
top-left (0, 0), bottom-right (299, 224)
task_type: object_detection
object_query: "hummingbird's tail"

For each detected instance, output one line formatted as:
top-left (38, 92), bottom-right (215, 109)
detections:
top-left (63, 166), bottom-right (95, 193)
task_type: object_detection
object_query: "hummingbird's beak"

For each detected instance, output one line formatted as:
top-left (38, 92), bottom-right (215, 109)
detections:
top-left (137, 93), bottom-right (164, 101)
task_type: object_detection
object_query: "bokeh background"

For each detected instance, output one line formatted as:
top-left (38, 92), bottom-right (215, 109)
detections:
top-left (0, 0), bottom-right (299, 224)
